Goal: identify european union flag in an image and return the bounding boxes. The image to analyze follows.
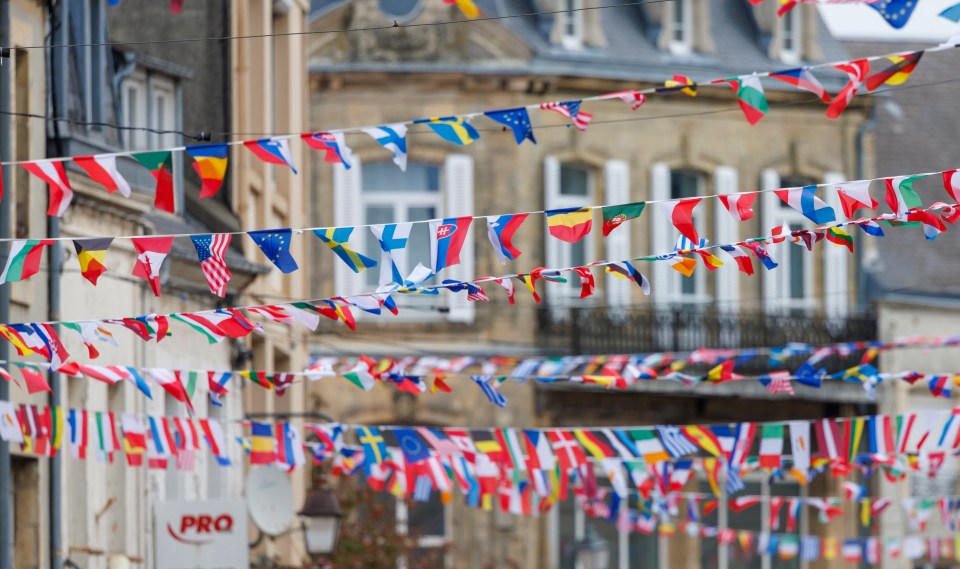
[248,229,299,273]
[868,0,918,29]
[393,428,431,464]
[484,107,536,145]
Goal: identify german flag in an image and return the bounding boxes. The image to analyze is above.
[866,51,923,92]
[73,238,113,285]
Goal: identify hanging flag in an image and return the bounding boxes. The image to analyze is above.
[656,198,702,244]
[602,90,646,110]
[343,361,375,391]
[429,217,472,273]
[249,422,277,465]
[415,116,480,145]
[884,175,925,217]
[942,169,960,203]
[727,75,768,125]
[131,236,175,297]
[768,67,831,103]
[62,320,116,359]
[486,214,527,263]
[742,242,778,270]
[539,100,593,131]
[313,228,376,273]
[868,0,919,29]
[774,185,836,224]
[629,429,670,464]
[370,223,412,286]
[15,364,51,394]
[191,234,232,297]
[442,0,480,18]
[545,207,592,243]
[145,369,195,413]
[302,131,353,168]
[472,375,507,407]
[72,238,113,286]
[835,180,877,219]
[866,52,923,92]
[826,227,854,252]
[74,155,131,197]
[133,151,176,213]
[22,160,74,216]
[658,74,697,97]
[0,240,54,284]
[357,426,389,467]
[243,138,298,174]
[717,192,756,221]
[199,419,231,466]
[185,143,229,198]
[826,59,870,119]
[248,229,299,273]
[759,423,784,468]
[605,261,650,295]
[719,245,754,276]
[601,202,646,236]
[120,414,147,467]
[363,124,408,171]
[484,108,536,145]
[393,428,432,464]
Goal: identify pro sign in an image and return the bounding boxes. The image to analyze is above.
[156,500,249,569]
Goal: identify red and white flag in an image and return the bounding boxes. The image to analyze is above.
[826,59,870,119]
[144,368,195,414]
[836,180,877,219]
[74,155,131,197]
[22,160,74,216]
[191,234,232,297]
[78,364,130,385]
[131,236,175,297]
[942,169,960,203]
[656,198,702,244]
[717,192,756,221]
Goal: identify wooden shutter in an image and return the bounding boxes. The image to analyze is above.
[760,168,781,310]
[333,156,363,297]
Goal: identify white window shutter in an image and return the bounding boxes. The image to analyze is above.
[445,154,475,323]
[823,172,849,318]
[604,160,632,310]
[760,168,781,310]
[714,166,739,310]
[649,162,671,305]
[544,156,562,273]
[333,156,363,297]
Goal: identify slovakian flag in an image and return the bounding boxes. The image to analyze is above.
[0,240,54,284]
[73,238,113,285]
[775,186,836,224]
[301,131,353,169]
[22,160,74,217]
[717,192,756,221]
[486,214,527,264]
[429,216,472,273]
[244,137,298,174]
[131,236,175,297]
[826,59,870,120]
[866,52,922,92]
[546,207,593,243]
[727,75,768,125]
[74,155,131,197]
[769,67,831,103]
[656,198,701,244]
[835,180,877,219]
[185,143,229,198]
[601,202,646,236]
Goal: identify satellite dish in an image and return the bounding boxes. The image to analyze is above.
[245,466,295,537]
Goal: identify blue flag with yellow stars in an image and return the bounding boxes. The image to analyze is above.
[248,229,299,273]
[868,0,918,29]
[392,428,432,464]
[484,107,536,145]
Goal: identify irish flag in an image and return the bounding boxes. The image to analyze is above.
[884,175,925,217]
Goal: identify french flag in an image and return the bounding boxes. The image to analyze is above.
[429,216,472,273]
[486,214,527,264]
[774,186,836,224]
[244,137,298,174]
[769,67,831,103]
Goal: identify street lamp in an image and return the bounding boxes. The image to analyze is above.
[575,526,610,569]
[299,485,343,557]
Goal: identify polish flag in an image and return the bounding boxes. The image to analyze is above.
[74,155,131,197]
[717,192,756,221]
[22,160,74,216]
[655,198,702,244]
[131,236,175,297]
[836,180,877,219]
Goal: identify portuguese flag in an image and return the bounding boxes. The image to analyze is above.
[601,201,646,236]
[133,151,175,213]
[73,238,113,285]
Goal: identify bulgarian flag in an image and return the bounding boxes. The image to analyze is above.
[727,75,768,125]
[133,151,176,213]
[0,240,54,283]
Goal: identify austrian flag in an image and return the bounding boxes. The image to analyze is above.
[429,217,472,273]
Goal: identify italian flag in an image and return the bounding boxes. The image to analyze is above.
[758,423,784,468]
[343,362,375,391]
[884,174,925,217]
[727,75,768,125]
[0,240,54,283]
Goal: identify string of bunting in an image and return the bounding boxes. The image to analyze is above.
[0,40,954,226]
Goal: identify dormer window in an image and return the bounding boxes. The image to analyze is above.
[561,0,584,49]
[670,0,693,55]
[780,9,801,64]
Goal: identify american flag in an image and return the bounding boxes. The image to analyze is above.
[191,234,232,297]
[416,426,460,456]
[759,371,795,396]
[539,100,593,131]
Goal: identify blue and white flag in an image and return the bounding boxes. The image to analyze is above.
[655,425,698,458]
[472,375,507,407]
[363,123,408,171]
[370,223,413,286]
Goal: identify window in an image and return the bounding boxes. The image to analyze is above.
[669,0,693,55]
[397,495,448,563]
[545,161,595,304]
[68,1,107,123]
[780,9,801,64]
[561,0,584,49]
[761,172,814,314]
[122,70,178,150]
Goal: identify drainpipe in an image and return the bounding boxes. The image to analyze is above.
[854,103,876,314]
[0,1,14,568]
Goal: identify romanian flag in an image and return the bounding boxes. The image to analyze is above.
[186,143,229,198]
[249,422,277,465]
[133,151,176,213]
[826,227,854,252]
[73,238,113,285]
[866,52,923,92]
[546,207,593,243]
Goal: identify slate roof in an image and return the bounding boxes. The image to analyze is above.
[844,42,960,301]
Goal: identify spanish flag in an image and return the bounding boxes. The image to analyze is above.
[546,207,593,243]
[73,238,113,285]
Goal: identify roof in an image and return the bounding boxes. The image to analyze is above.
[845,42,960,300]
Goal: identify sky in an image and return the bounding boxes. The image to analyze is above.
[818,0,960,41]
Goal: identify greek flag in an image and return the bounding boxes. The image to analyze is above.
[472,375,508,408]
[801,536,821,562]
[655,425,698,458]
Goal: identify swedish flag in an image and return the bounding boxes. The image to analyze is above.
[418,116,480,145]
[313,227,377,273]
